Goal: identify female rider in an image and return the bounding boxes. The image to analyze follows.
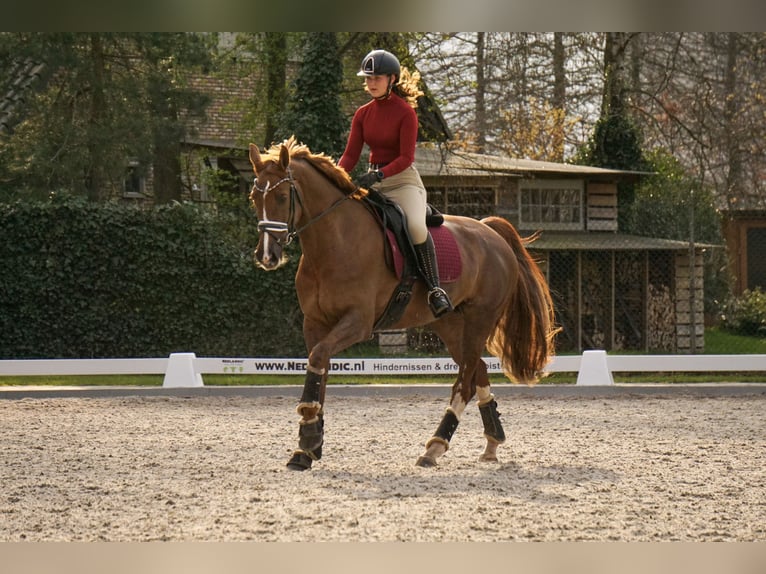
[338,49,453,318]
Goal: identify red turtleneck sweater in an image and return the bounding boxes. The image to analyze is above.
[338,94,418,179]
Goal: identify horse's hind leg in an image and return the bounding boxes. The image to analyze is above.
[415,381,469,467]
[419,358,506,464]
[416,313,507,467]
[475,361,506,462]
[416,318,484,467]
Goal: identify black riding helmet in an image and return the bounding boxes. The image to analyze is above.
[357,49,401,83]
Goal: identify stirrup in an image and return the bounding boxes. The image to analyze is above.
[428,287,453,317]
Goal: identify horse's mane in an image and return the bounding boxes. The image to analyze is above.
[264,136,364,197]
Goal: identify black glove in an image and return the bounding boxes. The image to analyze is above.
[355,170,383,189]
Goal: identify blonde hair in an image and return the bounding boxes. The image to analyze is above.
[364,65,423,108]
[392,67,423,108]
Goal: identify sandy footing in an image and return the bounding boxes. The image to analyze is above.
[1,392,764,541]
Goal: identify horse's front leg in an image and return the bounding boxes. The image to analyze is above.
[286,312,370,471]
[285,362,327,471]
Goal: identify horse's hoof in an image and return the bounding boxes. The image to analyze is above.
[415,455,437,468]
[286,451,313,471]
[479,453,499,462]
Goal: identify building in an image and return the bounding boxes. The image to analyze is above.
[721,208,766,296]
[413,145,706,354]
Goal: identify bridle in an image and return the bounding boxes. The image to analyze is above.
[252,165,357,246]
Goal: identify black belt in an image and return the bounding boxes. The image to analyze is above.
[368,162,389,171]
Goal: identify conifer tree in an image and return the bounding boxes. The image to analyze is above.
[276,33,347,158]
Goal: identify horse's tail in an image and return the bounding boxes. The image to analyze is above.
[482,216,560,384]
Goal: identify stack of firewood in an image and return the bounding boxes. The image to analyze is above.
[648,283,676,351]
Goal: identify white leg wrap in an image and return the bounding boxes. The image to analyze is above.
[477,390,494,406]
[307,364,326,375]
[296,401,322,418]
[425,436,450,450]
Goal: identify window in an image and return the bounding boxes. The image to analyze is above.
[747,226,766,291]
[427,185,497,219]
[519,179,583,230]
[123,160,145,198]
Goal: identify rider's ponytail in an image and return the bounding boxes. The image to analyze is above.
[392,67,423,108]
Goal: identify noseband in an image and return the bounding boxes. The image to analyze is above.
[253,169,301,245]
[252,166,356,246]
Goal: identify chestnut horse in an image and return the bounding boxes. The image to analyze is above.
[248,137,558,470]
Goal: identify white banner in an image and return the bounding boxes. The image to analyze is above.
[197,357,506,375]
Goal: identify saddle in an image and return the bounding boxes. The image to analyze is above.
[362,189,458,331]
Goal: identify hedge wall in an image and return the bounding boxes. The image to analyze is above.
[0,199,305,358]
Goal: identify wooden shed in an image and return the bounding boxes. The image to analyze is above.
[413,145,706,354]
[721,209,766,296]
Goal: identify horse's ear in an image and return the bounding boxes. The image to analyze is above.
[248,143,263,172]
[279,144,290,171]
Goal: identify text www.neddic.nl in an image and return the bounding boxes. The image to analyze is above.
[243,358,503,375]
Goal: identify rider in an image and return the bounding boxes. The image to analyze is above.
[339,49,453,318]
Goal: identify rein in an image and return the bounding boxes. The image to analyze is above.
[253,166,358,246]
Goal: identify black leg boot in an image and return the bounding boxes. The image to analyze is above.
[414,235,453,318]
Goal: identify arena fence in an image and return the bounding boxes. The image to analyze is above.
[1,351,765,387]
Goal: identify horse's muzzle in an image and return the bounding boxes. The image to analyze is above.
[254,244,285,270]
[254,235,288,270]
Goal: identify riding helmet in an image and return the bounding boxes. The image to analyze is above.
[357,50,400,81]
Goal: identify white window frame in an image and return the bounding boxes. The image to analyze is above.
[519,179,584,230]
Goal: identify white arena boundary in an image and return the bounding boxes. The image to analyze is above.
[0,350,765,387]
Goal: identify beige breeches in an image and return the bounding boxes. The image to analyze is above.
[373,165,428,244]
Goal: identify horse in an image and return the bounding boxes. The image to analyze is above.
[248,137,559,470]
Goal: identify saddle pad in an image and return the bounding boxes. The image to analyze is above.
[386,225,462,284]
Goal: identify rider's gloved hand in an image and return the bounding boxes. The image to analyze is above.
[355,170,383,189]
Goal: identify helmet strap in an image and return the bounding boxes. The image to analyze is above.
[374,75,395,100]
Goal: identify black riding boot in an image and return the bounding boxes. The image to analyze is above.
[414,235,453,318]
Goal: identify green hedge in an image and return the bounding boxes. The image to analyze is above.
[0,198,305,358]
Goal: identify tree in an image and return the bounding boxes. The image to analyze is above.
[410,33,604,161]
[627,147,727,318]
[275,33,346,158]
[136,33,212,204]
[628,148,720,244]
[409,33,488,151]
[579,33,645,172]
[576,33,647,228]
[0,32,212,202]
[474,32,488,153]
[1,33,125,200]
[629,33,766,210]
[551,32,566,161]
[263,33,288,148]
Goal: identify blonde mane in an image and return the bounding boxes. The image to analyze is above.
[263,136,364,197]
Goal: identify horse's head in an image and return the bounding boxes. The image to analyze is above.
[248,142,301,271]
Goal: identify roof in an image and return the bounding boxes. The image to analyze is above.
[524,232,717,252]
[415,145,652,181]
[0,60,47,135]
[218,143,654,187]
